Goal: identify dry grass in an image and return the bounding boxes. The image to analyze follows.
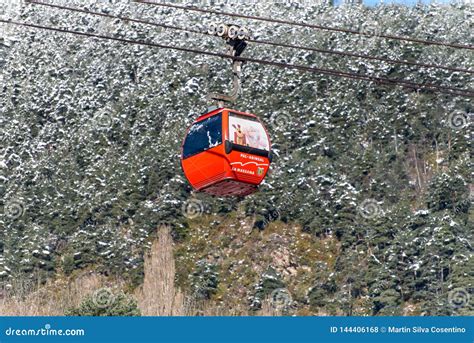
[0,272,105,316]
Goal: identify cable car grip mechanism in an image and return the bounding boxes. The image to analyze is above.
[207,24,248,107]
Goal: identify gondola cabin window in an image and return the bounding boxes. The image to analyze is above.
[229,112,270,151]
[182,113,223,159]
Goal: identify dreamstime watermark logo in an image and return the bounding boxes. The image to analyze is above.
[447,111,469,130]
[0,0,21,18]
[0,21,10,39]
[4,199,25,219]
[448,288,470,309]
[96,16,117,35]
[270,113,291,132]
[377,280,391,292]
[258,208,281,228]
[157,184,173,201]
[0,1,20,38]
[92,288,116,309]
[358,19,383,50]
[4,323,85,337]
[181,199,204,219]
[92,109,113,131]
[191,62,210,77]
[255,192,299,229]
[357,198,383,220]
[270,288,292,310]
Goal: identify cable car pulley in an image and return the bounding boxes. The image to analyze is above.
[207,22,249,107]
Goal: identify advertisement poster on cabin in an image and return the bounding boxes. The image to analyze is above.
[229,115,269,151]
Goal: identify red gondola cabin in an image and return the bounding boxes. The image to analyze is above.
[181,108,272,196]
